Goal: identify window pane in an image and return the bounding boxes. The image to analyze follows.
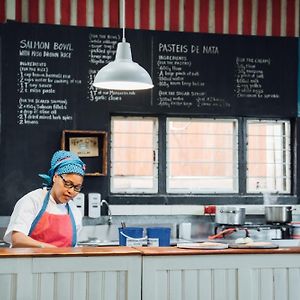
[167,118,238,193]
[111,117,158,193]
[246,120,291,193]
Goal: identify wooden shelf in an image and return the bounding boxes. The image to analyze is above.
[61,130,107,176]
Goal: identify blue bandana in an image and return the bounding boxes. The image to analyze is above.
[39,150,86,187]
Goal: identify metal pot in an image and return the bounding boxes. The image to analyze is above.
[265,205,293,224]
[215,207,246,225]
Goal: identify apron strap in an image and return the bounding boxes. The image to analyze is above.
[67,203,77,247]
[29,190,50,236]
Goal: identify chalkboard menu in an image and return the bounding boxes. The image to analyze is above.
[0,21,298,215]
[154,34,299,115]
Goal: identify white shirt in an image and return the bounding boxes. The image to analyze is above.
[3,188,82,245]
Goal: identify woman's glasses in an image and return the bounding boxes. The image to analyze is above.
[59,174,83,193]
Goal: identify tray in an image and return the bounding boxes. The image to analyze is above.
[177,242,228,250]
[229,242,279,249]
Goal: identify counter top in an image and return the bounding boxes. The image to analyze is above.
[0,246,141,258]
[135,246,300,255]
[1,246,300,257]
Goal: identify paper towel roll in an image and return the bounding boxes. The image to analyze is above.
[179,223,191,240]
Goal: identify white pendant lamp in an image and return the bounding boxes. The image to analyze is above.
[93,0,154,91]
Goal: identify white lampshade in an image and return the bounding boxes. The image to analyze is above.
[93,41,154,90]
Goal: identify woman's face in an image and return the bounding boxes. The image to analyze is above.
[51,173,84,204]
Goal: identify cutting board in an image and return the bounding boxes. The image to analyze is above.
[229,242,279,249]
[177,242,228,250]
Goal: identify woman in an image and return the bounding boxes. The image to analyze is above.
[3,150,86,248]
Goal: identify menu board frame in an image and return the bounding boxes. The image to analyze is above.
[0,21,298,216]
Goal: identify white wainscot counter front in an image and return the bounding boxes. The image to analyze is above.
[142,253,300,300]
[1,247,300,300]
[0,247,141,300]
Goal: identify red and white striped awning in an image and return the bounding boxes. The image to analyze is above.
[0,0,299,37]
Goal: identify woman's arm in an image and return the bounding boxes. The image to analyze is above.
[11,231,57,248]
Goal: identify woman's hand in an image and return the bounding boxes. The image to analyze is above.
[11,231,57,248]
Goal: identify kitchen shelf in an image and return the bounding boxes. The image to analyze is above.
[61,130,108,176]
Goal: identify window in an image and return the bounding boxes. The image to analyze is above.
[110,116,158,193]
[246,120,291,194]
[166,118,238,193]
[110,116,293,199]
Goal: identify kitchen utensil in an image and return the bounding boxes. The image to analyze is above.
[77,240,119,246]
[208,228,236,239]
[291,222,300,239]
[229,242,278,249]
[264,205,293,224]
[0,240,9,248]
[177,242,228,249]
[235,237,254,244]
[215,207,246,225]
[121,221,126,228]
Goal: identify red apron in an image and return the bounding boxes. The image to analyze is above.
[29,190,77,247]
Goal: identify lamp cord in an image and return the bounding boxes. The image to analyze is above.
[122,0,126,42]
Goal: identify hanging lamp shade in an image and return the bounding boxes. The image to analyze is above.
[93,41,154,90]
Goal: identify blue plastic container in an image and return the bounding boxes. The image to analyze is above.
[118,227,144,246]
[146,227,171,247]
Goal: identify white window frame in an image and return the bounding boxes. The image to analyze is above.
[246,119,291,194]
[110,116,158,194]
[166,117,239,194]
